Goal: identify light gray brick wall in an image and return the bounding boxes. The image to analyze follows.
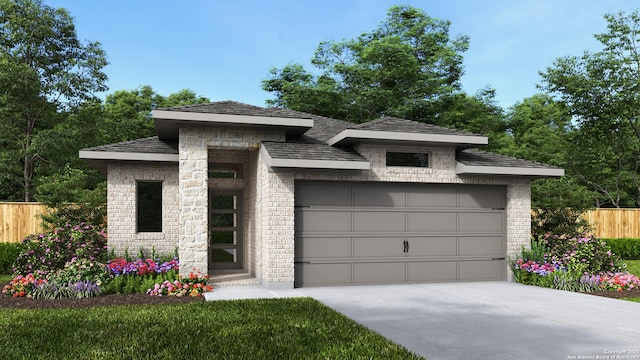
[257,144,532,288]
[179,127,283,277]
[106,162,179,257]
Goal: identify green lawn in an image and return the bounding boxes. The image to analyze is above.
[0,274,11,284]
[0,298,422,360]
[625,260,640,276]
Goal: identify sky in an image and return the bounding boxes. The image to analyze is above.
[47,0,640,110]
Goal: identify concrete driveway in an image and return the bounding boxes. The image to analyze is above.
[206,282,640,359]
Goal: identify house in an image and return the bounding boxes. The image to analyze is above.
[80,101,563,289]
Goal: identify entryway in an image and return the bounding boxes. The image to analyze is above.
[209,191,243,270]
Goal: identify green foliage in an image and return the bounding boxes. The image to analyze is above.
[34,166,106,229]
[531,207,592,238]
[263,5,470,124]
[0,298,421,359]
[101,271,182,294]
[47,258,109,285]
[0,0,108,201]
[31,280,101,299]
[625,260,640,276]
[540,10,640,207]
[542,234,624,274]
[603,239,640,260]
[0,243,22,274]
[12,223,107,277]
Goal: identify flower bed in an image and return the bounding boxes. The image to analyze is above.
[512,234,640,294]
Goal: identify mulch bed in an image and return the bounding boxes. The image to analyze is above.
[586,287,640,300]
[0,290,205,310]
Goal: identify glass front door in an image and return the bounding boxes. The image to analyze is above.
[209,191,242,270]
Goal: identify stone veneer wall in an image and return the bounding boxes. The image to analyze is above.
[257,144,532,288]
[179,127,284,277]
[107,162,179,256]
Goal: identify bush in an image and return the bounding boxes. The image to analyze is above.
[0,243,22,274]
[12,223,107,277]
[541,234,624,274]
[31,280,101,299]
[101,271,180,294]
[602,238,640,260]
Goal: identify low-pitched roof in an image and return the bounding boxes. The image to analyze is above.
[80,101,563,176]
[79,137,178,173]
[456,149,564,177]
[326,117,488,148]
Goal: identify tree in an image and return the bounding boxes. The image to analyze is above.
[540,10,640,207]
[99,86,210,144]
[0,0,108,201]
[262,5,469,123]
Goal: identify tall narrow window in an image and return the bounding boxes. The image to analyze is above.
[137,181,163,232]
[386,152,429,167]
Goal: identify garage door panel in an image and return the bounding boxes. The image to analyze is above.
[406,184,457,208]
[295,182,507,286]
[296,210,351,232]
[458,236,504,256]
[459,260,505,281]
[458,185,506,208]
[353,183,405,206]
[406,237,457,257]
[407,261,457,282]
[354,237,404,257]
[353,262,405,284]
[353,211,404,232]
[295,263,351,287]
[295,183,351,206]
[295,237,351,259]
[458,212,504,232]
[407,212,457,232]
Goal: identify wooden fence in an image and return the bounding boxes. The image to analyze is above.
[0,202,47,243]
[583,208,640,239]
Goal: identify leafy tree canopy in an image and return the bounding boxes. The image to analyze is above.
[540,10,640,207]
[262,5,470,124]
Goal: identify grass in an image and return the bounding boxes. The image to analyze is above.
[624,260,640,276]
[0,274,11,284]
[0,297,422,360]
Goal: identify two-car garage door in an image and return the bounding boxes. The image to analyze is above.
[294,182,507,287]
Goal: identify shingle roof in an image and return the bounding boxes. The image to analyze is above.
[262,141,367,162]
[353,117,481,137]
[158,101,313,119]
[82,137,178,154]
[457,149,561,170]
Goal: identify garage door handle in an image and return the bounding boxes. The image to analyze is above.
[403,240,409,253]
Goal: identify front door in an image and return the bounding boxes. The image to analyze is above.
[209,191,243,270]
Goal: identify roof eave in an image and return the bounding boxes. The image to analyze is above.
[327,129,488,148]
[153,110,313,141]
[79,150,179,174]
[259,144,370,171]
[455,162,565,177]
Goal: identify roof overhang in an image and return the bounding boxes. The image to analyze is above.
[153,110,314,141]
[456,162,565,177]
[327,129,488,148]
[79,150,179,173]
[259,145,370,171]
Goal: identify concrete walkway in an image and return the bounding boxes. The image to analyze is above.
[205,282,640,360]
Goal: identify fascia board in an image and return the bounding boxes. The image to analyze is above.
[79,150,179,162]
[152,110,314,128]
[456,162,565,177]
[260,145,370,170]
[327,129,488,146]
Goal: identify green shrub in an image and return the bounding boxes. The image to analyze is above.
[541,234,624,274]
[602,238,640,260]
[12,223,107,277]
[101,271,179,294]
[0,243,22,274]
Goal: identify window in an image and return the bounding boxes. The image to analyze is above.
[137,181,162,232]
[386,152,429,167]
[209,163,243,179]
